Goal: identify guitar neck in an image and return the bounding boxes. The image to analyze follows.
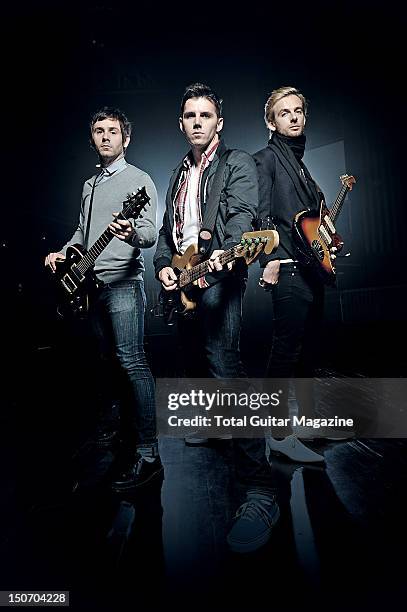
[75,207,135,276]
[178,246,237,288]
[329,184,349,223]
[77,229,115,275]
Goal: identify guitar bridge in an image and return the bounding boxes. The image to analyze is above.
[311,240,324,261]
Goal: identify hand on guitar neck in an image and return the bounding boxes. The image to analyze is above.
[207,250,234,273]
[156,230,279,324]
[45,187,152,319]
[158,248,233,291]
[109,212,135,242]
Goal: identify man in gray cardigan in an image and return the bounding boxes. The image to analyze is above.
[45,107,162,490]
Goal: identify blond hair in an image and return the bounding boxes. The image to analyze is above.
[264,86,307,126]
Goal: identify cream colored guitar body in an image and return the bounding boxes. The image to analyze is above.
[160,230,279,324]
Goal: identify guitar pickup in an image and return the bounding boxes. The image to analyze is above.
[323,215,336,234]
[70,264,85,283]
[61,274,78,295]
[61,265,85,295]
[319,225,332,245]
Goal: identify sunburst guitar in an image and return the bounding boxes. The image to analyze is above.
[293,174,356,285]
[159,230,279,325]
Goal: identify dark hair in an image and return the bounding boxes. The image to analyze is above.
[180,83,223,117]
[90,107,132,146]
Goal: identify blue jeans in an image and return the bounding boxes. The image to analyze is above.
[179,278,272,493]
[199,278,245,378]
[90,280,157,451]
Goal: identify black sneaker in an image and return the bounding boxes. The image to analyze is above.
[111,456,164,492]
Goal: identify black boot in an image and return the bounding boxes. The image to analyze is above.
[95,423,119,449]
[95,400,120,449]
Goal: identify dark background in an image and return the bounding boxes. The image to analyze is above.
[3,0,406,376]
[1,2,406,610]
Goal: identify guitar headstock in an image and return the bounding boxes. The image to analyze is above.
[235,230,279,265]
[122,186,151,219]
[340,174,356,191]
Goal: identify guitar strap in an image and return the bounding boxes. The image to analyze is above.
[198,150,231,256]
[84,174,99,249]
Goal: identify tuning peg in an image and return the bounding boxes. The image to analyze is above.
[330,246,338,253]
[331,253,336,260]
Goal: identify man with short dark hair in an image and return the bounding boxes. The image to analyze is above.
[45,106,163,489]
[154,83,279,552]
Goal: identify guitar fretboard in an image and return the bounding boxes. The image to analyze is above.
[178,246,238,288]
[329,183,349,223]
[74,191,148,275]
[76,228,116,275]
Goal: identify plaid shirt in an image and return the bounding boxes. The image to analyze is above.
[173,140,220,252]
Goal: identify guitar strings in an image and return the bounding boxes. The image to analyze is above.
[178,239,268,288]
[329,184,348,222]
[76,193,149,274]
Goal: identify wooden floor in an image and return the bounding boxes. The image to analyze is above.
[0,334,406,611]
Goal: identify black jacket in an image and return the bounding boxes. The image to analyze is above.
[253,144,321,268]
[153,141,258,286]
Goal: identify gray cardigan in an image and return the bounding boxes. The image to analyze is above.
[61,164,157,284]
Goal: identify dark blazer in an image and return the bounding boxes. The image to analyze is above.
[153,140,258,286]
[253,144,320,268]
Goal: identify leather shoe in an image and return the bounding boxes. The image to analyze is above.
[266,435,325,463]
[111,455,163,492]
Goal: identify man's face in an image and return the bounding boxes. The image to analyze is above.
[268,94,306,137]
[179,97,223,150]
[92,118,130,164]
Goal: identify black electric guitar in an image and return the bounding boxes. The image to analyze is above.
[158,230,279,325]
[293,174,356,285]
[52,187,150,318]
